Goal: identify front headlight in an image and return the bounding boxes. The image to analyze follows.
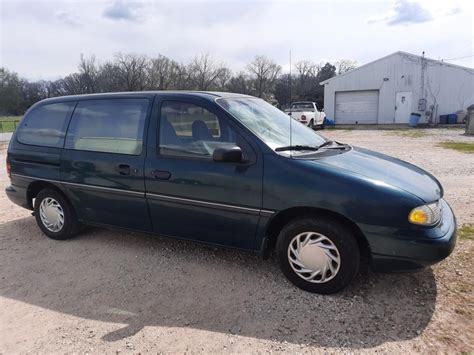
[408,201,441,226]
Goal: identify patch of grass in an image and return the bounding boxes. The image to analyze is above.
[438,335,455,345]
[455,308,472,319]
[438,142,474,153]
[326,126,353,131]
[0,116,22,121]
[0,116,21,133]
[389,129,427,138]
[458,224,474,240]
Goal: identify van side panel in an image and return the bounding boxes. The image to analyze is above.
[60,149,150,231]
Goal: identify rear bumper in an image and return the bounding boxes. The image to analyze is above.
[363,199,457,272]
[5,184,31,210]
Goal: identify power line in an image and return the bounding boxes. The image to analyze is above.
[442,54,474,61]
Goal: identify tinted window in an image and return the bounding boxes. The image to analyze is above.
[65,99,149,155]
[18,102,75,147]
[159,101,249,159]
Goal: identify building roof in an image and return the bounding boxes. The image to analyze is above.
[320,51,474,85]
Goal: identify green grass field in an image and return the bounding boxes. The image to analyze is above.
[438,142,474,154]
[458,224,474,240]
[0,116,22,133]
[389,129,427,138]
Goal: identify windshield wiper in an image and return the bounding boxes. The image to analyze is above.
[275,141,350,152]
[316,140,350,150]
[275,145,320,152]
[316,140,335,149]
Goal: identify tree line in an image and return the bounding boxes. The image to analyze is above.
[0,53,357,116]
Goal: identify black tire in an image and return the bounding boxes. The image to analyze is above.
[34,188,81,240]
[276,216,360,294]
[308,119,314,129]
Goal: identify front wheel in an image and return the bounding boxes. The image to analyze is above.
[276,217,360,294]
[308,119,314,129]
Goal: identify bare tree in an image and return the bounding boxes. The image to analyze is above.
[59,73,90,95]
[188,53,227,90]
[147,55,182,90]
[334,59,357,75]
[78,54,99,93]
[0,52,368,116]
[227,72,251,94]
[295,60,320,78]
[294,60,321,100]
[214,67,232,91]
[114,53,148,91]
[246,55,281,98]
[172,62,192,90]
[95,62,122,92]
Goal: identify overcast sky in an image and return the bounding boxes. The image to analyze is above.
[0,0,472,80]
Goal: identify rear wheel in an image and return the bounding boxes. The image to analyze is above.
[308,119,314,129]
[34,188,81,240]
[276,217,360,294]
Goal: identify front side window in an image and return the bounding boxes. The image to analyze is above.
[217,97,325,151]
[65,99,149,155]
[18,102,75,147]
[159,101,247,158]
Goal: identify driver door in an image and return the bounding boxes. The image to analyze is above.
[144,96,263,250]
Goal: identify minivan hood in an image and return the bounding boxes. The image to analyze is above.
[315,147,442,203]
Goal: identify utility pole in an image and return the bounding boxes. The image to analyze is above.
[289,50,292,157]
[420,51,426,107]
[289,50,292,106]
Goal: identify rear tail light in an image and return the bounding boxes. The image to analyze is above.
[6,156,11,179]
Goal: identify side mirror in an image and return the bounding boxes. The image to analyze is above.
[213,146,243,163]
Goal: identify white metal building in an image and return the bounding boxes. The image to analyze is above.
[320,51,474,125]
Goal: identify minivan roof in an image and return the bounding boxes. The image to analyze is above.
[35,91,254,105]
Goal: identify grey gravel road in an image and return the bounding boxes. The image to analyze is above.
[0,128,472,353]
[0,132,12,142]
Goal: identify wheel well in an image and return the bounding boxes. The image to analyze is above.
[264,207,371,268]
[26,181,63,209]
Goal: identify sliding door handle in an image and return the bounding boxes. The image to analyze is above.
[151,170,171,180]
[116,164,131,175]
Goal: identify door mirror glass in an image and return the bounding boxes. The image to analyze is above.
[213,146,243,163]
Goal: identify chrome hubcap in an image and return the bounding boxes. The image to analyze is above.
[39,197,64,232]
[288,232,341,283]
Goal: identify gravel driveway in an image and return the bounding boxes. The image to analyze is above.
[0,128,472,353]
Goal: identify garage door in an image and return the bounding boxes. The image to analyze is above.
[335,90,379,124]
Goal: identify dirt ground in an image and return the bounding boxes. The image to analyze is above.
[0,128,473,354]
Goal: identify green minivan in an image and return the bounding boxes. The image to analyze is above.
[6,91,456,294]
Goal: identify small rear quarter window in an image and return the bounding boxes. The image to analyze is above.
[17,102,75,148]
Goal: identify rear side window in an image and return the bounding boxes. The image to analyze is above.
[65,99,149,155]
[17,102,75,147]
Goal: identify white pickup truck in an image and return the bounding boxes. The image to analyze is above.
[285,101,326,129]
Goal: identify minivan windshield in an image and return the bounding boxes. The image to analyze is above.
[216,97,326,152]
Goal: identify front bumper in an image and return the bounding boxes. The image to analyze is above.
[362,199,457,272]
